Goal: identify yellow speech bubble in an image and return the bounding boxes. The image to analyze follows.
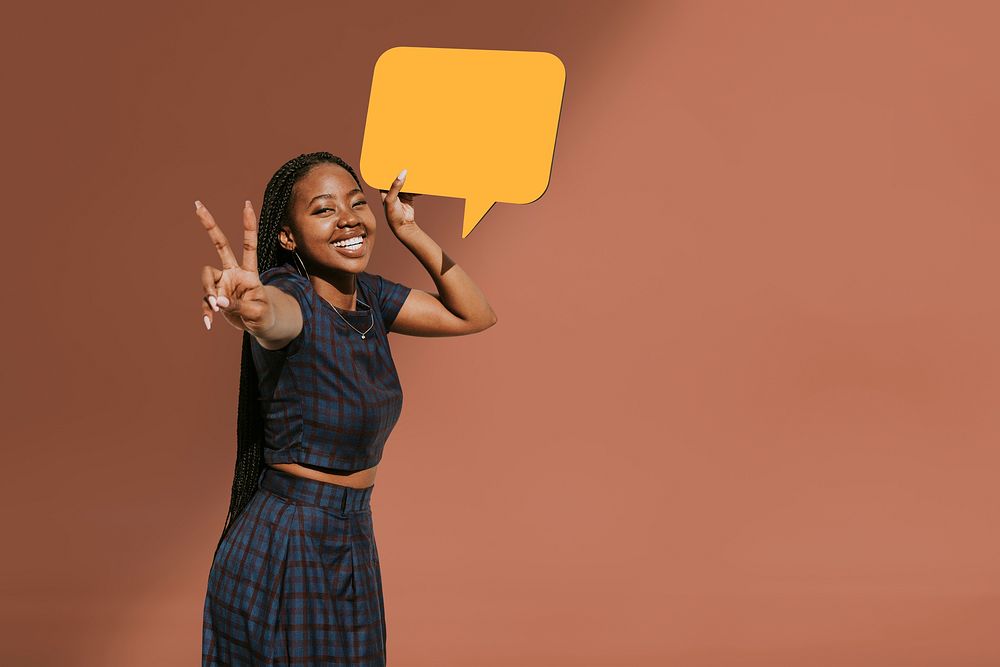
[360,46,566,238]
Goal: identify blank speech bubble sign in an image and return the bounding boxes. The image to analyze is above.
[360,46,566,238]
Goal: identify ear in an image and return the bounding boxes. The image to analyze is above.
[278,226,296,250]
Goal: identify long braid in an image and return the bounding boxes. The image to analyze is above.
[213,151,364,556]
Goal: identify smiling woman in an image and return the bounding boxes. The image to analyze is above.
[195,151,496,666]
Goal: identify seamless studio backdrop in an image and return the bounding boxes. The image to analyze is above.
[2,1,1000,665]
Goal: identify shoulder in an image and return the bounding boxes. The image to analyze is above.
[260,262,307,285]
[359,271,409,295]
[259,262,312,296]
[259,262,314,316]
[360,271,412,329]
[358,271,375,288]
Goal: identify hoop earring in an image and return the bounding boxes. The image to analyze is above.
[292,250,310,280]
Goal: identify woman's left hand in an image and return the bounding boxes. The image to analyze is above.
[380,169,421,236]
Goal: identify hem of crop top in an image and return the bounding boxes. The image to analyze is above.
[266,450,382,474]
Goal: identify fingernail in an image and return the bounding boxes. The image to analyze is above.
[245,200,251,209]
[204,315,211,330]
[217,295,230,308]
[398,168,407,180]
[208,295,218,311]
[195,200,203,210]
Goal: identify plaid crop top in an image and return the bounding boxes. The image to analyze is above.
[250,261,412,473]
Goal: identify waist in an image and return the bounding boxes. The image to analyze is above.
[259,465,374,513]
[267,461,377,488]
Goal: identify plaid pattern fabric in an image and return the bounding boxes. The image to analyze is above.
[250,262,412,472]
[203,466,386,665]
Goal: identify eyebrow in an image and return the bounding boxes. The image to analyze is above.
[309,188,363,206]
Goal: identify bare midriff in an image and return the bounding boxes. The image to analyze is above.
[268,462,378,489]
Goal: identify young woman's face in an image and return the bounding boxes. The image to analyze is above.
[282,162,376,274]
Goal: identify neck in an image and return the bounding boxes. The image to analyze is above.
[311,271,362,311]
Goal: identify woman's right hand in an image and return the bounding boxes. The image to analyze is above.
[196,199,275,336]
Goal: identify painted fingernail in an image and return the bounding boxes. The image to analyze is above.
[217,295,230,308]
[195,200,203,210]
[204,315,211,330]
[208,295,218,311]
[398,168,407,180]
[245,200,251,209]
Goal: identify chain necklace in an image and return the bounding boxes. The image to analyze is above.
[330,297,375,339]
[291,250,374,340]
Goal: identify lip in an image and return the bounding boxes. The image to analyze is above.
[330,234,366,257]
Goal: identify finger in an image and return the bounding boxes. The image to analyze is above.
[382,169,406,204]
[241,200,259,274]
[203,264,231,309]
[201,265,222,311]
[195,200,240,269]
[217,291,238,314]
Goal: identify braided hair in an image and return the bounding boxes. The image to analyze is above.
[213,151,363,556]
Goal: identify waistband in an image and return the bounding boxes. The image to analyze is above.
[258,466,373,513]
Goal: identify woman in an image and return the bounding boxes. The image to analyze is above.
[197,152,497,666]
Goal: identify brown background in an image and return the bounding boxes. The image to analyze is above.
[2,1,999,665]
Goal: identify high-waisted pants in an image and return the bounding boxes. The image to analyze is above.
[202,466,386,666]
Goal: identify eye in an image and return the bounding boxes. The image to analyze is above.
[315,201,366,214]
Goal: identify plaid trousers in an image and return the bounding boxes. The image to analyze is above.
[203,466,386,666]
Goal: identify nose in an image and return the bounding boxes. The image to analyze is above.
[339,210,362,226]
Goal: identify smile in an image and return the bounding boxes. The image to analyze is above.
[331,235,366,255]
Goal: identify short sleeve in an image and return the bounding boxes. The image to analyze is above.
[372,273,412,330]
[257,263,313,353]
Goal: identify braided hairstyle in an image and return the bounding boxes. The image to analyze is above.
[213,151,363,556]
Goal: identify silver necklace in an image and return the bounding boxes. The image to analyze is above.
[292,250,375,340]
[330,298,375,339]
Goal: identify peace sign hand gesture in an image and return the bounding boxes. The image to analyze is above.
[196,200,275,335]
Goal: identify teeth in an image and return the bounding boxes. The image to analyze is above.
[333,237,364,248]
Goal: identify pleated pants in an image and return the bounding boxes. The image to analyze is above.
[203,466,386,666]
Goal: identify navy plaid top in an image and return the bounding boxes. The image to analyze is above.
[250,261,412,473]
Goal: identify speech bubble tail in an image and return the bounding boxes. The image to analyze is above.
[462,199,495,238]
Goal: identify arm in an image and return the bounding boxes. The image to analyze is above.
[254,286,305,350]
[196,199,308,350]
[390,224,497,337]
